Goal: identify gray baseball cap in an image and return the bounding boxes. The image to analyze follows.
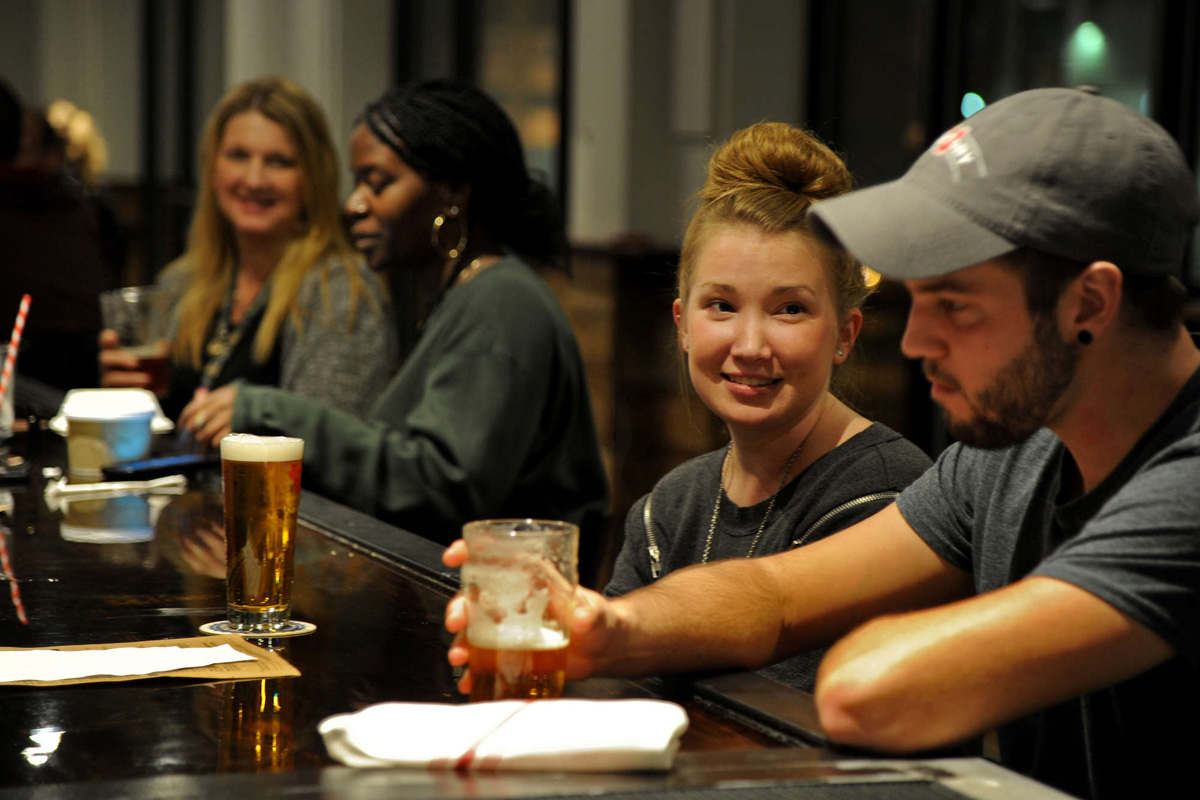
[809,87,1200,280]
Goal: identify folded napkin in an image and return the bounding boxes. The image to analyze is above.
[319,699,689,772]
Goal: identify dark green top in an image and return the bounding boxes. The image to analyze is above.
[232,257,609,546]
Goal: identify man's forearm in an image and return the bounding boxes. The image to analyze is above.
[588,507,973,680]
[596,557,792,677]
[813,576,1175,753]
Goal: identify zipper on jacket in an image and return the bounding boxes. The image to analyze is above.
[643,494,662,578]
[791,491,900,549]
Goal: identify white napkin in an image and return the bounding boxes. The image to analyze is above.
[319,699,689,772]
[0,644,254,683]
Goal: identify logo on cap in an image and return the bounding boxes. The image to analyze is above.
[931,125,987,183]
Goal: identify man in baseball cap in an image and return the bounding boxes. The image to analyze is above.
[446,88,1200,799]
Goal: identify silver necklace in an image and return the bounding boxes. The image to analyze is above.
[702,435,808,563]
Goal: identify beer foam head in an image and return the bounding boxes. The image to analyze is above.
[220,433,304,462]
[467,619,569,651]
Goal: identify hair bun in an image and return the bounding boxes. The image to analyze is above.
[702,122,851,213]
[677,121,868,322]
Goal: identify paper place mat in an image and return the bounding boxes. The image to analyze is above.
[0,634,299,686]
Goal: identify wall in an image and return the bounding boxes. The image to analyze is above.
[0,0,142,183]
[568,0,809,248]
[2,0,814,248]
[221,0,392,194]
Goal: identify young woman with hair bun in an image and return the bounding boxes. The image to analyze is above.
[603,122,931,690]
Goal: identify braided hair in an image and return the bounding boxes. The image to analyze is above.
[360,79,565,267]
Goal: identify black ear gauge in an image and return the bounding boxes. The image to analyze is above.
[1077,330,1094,345]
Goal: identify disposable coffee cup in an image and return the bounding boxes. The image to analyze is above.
[61,389,157,480]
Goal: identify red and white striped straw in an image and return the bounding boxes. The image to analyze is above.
[0,529,28,625]
[0,293,31,411]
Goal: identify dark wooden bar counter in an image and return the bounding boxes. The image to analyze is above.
[0,426,1070,799]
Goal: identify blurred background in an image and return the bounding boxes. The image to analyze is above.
[2,0,1197,549]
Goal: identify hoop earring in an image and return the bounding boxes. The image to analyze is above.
[431,205,468,261]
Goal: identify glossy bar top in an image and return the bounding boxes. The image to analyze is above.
[0,428,1072,799]
[0,428,789,791]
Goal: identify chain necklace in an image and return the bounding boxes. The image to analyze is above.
[420,258,499,332]
[702,435,808,563]
[455,258,490,285]
[202,269,266,387]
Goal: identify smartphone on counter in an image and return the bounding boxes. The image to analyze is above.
[101,452,222,481]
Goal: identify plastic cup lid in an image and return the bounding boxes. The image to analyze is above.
[61,389,159,422]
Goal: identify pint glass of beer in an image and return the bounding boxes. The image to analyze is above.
[220,433,304,633]
[461,519,578,702]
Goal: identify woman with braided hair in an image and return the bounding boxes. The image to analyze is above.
[193,79,608,549]
[602,122,930,690]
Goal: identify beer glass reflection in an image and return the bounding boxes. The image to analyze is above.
[461,519,578,702]
[221,434,303,633]
[219,675,294,772]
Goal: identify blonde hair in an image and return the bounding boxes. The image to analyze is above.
[172,75,368,368]
[678,122,868,321]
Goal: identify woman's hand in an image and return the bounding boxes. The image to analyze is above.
[178,385,239,448]
[98,329,152,389]
[442,539,619,695]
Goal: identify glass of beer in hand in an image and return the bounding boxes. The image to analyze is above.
[100,285,174,398]
[220,433,304,633]
[462,519,579,702]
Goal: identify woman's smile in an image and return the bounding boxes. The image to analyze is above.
[723,372,783,396]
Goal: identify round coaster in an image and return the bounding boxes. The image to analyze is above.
[199,620,317,638]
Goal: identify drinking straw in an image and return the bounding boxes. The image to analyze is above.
[0,293,31,413]
[0,526,27,625]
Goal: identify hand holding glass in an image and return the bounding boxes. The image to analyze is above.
[461,519,578,701]
[221,434,303,633]
[100,285,173,396]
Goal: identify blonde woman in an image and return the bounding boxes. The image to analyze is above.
[102,76,396,424]
[602,123,931,690]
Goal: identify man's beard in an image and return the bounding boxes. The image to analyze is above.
[928,317,1080,449]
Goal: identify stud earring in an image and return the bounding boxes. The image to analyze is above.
[1077,330,1094,345]
[836,347,845,357]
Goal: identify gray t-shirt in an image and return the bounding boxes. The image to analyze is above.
[897,366,1200,800]
[606,422,932,689]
